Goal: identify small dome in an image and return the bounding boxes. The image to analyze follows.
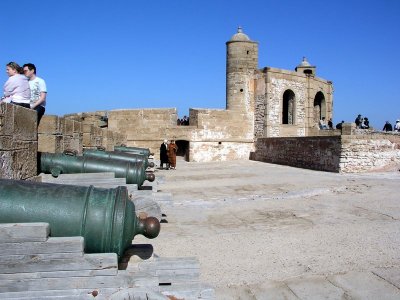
[298,57,311,67]
[230,26,250,41]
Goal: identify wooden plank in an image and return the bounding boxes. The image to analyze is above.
[0,223,49,243]
[0,288,166,299]
[0,288,120,300]
[0,252,84,263]
[159,282,215,299]
[0,268,118,280]
[0,236,84,255]
[0,273,158,293]
[0,253,118,274]
[138,257,200,270]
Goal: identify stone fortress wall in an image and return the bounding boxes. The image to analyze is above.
[2,28,399,179]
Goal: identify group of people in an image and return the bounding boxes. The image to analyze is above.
[177,115,189,126]
[354,114,370,129]
[1,62,47,124]
[319,117,333,130]
[383,120,400,132]
[159,139,178,170]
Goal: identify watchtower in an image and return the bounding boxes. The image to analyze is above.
[225,27,258,111]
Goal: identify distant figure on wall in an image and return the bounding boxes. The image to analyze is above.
[328,118,333,129]
[159,139,169,169]
[319,117,328,130]
[382,121,393,132]
[354,114,362,128]
[395,120,400,132]
[23,63,47,125]
[336,120,344,129]
[361,117,370,129]
[167,140,178,170]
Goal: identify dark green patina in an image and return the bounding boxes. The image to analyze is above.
[39,152,155,185]
[83,149,155,169]
[0,179,160,258]
[114,145,152,157]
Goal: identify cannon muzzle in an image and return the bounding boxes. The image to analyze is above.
[146,172,155,182]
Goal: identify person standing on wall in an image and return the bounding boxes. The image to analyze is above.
[167,140,178,170]
[23,63,47,125]
[1,62,31,108]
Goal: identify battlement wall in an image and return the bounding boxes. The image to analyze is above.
[0,103,37,180]
[252,132,400,173]
[38,115,126,154]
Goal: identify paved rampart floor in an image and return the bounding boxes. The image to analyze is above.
[137,159,400,299]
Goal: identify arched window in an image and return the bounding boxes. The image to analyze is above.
[282,90,295,124]
[313,92,326,123]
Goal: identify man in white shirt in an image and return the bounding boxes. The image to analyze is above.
[23,63,47,124]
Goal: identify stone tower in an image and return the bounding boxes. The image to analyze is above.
[226,27,258,111]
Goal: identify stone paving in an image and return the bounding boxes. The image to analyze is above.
[136,159,400,299]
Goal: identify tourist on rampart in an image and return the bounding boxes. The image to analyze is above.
[394,120,400,132]
[160,139,169,169]
[336,120,344,129]
[23,63,47,125]
[167,140,178,170]
[382,121,393,132]
[181,115,189,125]
[361,117,370,129]
[1,62,31,108]
[319,117,328,130]
[354,114,362,128]
[328,118,333,129]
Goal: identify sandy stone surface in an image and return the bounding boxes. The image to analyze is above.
[136,159,400,297]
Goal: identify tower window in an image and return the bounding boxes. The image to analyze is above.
[240,89,243,92]
[282,89,295,125]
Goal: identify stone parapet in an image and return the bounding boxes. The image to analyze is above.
[339,133,400,172]
[252,136,341,172]
[0,103,37,180]
[38,115,126,154]
[252,133,400,173]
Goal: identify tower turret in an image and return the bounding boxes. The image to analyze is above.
[226,27,258,111]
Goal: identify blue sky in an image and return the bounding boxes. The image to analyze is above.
[1,0,399,128]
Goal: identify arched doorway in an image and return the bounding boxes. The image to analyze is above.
[313,92,326,123]
[282,90,295,124]
[175,140,189,161]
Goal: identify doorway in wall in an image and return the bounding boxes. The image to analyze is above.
[176,140,189,161]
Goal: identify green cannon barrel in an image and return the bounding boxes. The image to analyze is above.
[0,179,160,258]
[83,149,155,169]
[114,145,153,157]
[39,152,155,186]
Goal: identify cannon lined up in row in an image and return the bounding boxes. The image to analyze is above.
[0,179,160,258]
[114,145,154,157]
[83,148,155,169]
[38,151,155,186]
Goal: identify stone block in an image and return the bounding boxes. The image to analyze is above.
[38,115,61,134]
[11,104,37,140]
[82,123,94,134]
[63,135,82,154]
[38,134,63,153]
[62,118,75,136]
